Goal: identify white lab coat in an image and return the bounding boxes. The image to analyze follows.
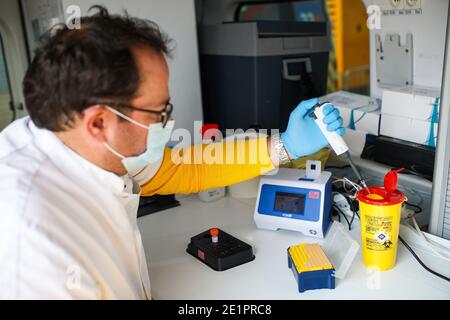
[0,117,162,299]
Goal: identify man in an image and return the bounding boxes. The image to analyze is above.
[0,7,344,299]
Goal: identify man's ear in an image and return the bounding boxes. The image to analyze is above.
[82,105,118,143]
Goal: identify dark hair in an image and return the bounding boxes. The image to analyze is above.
[23,5,172,131]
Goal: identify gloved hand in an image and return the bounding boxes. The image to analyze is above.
[281,98,345,159]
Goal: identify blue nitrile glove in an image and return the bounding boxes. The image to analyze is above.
[280,98,345,159]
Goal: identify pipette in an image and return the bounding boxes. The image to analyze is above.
[309,101,368,190]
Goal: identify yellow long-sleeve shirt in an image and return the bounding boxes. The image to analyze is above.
[140,136,275,196]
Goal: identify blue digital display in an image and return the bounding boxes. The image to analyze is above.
[294,1,325,22]
[258,184,321,222]
[274,192,306,214]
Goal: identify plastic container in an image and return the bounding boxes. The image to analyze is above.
[356,186,406,270]
[287,243,335,293]
[322,221,360,279]
[228,176,260,199]
[199,188,226,202]
[186,228,255,271]
[287,222,359,293]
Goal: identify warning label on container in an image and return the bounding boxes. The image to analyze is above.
[365,215,394,251]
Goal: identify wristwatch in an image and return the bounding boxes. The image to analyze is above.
[271,133,292,167]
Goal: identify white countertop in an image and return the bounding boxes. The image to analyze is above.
[138,195,450,300]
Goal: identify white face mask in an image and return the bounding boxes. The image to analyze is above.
[103,106,175,173]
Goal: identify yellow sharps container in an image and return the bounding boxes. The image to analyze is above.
[356,186,406,271]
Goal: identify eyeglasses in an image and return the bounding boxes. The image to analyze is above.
[102,101,174,128]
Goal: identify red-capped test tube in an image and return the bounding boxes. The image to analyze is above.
[210,228,219,243]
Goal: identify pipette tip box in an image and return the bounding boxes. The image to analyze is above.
[287,243,335,293]
[187,228,255,271]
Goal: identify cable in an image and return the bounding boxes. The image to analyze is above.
[398,184,424,208]
[398,236,450,282]
[342,193,358,228]
[332,188,360,231]
[325,165,351,170]
[404,201,422,214]
[348,208,356,230]
[344,177,362,191]
[333,179,355,192]
[332,203,356,230]
[345,194,360,220]
[333,204,351,229]
[331,206,341,223]
[409,217,450,262]
[332,177,361,192]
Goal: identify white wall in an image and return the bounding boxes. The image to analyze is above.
[363,0,449,98]
[0,0,29,118]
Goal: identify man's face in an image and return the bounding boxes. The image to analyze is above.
[105,46,171,172]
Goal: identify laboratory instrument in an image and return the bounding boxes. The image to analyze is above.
[186,228,255,271]
[254,167,332,238]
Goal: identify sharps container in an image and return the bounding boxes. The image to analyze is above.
[356,169,406,270]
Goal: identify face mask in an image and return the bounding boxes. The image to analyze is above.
[103,106,175,173]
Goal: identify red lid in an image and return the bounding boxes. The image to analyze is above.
[201,124,220,140]
[384,168,405,192]
[356,186,405,206]
[210,228,219,237]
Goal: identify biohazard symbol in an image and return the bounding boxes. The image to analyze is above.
[383,240,393,249]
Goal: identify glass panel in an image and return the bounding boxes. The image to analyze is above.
[237,0,325,22]
[0,35,12,131]
[236,1,370,95]
[325,0,370,94]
